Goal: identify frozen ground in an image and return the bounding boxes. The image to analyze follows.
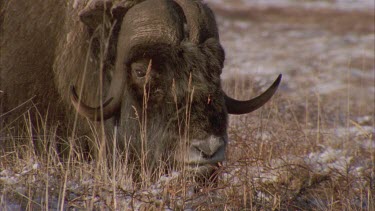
[211,0,374,125]
[1,1,374,210]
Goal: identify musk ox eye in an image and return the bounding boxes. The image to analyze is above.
[135,68,146,78]
[131,62,147,78]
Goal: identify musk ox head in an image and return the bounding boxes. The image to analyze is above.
[70,0,281,179]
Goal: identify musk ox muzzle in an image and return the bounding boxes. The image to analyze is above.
[181,135,227,176]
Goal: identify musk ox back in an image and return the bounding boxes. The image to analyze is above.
[0,0,281,180]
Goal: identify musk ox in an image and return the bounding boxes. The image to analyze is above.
[0,0,281,179]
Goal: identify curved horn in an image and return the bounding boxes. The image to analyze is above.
[174,0,219,43]
[72,0,122,121]
[225,74,282,115]
[71,0,184,121]
[70,67,125,121]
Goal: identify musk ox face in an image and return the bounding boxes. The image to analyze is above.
[124,54,228,177]
[125,42,229,176]
[70,0,281,178]
[119,0,230,176]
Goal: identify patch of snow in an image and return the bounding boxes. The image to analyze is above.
[306,147,352,174]
[0,175,18,185]
[0,161,40,186]
[312,81,345,94]
[0,169,13,177]
[356,115,373,125]
[333,126,374,138]
[255,131,273,142]
[32,163,39,170]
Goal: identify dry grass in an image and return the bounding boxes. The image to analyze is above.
[220,74,374,210]
[1,72,373,210]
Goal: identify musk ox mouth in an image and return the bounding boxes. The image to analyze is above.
[176,135,227,177]
[186,137,226,164]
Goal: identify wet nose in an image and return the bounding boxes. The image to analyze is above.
[186,135,227,165]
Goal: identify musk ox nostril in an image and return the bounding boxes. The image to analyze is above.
[190,135,227,160]
[193,146,212,159]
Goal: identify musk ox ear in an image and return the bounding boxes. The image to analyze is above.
[225,74,282,115]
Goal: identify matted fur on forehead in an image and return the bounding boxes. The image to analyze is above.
[125,37,225,88]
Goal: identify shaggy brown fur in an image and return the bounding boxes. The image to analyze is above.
[0,0,228,177]
[1,0,112,153]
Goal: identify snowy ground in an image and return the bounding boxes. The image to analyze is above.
[1,1,374,210]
